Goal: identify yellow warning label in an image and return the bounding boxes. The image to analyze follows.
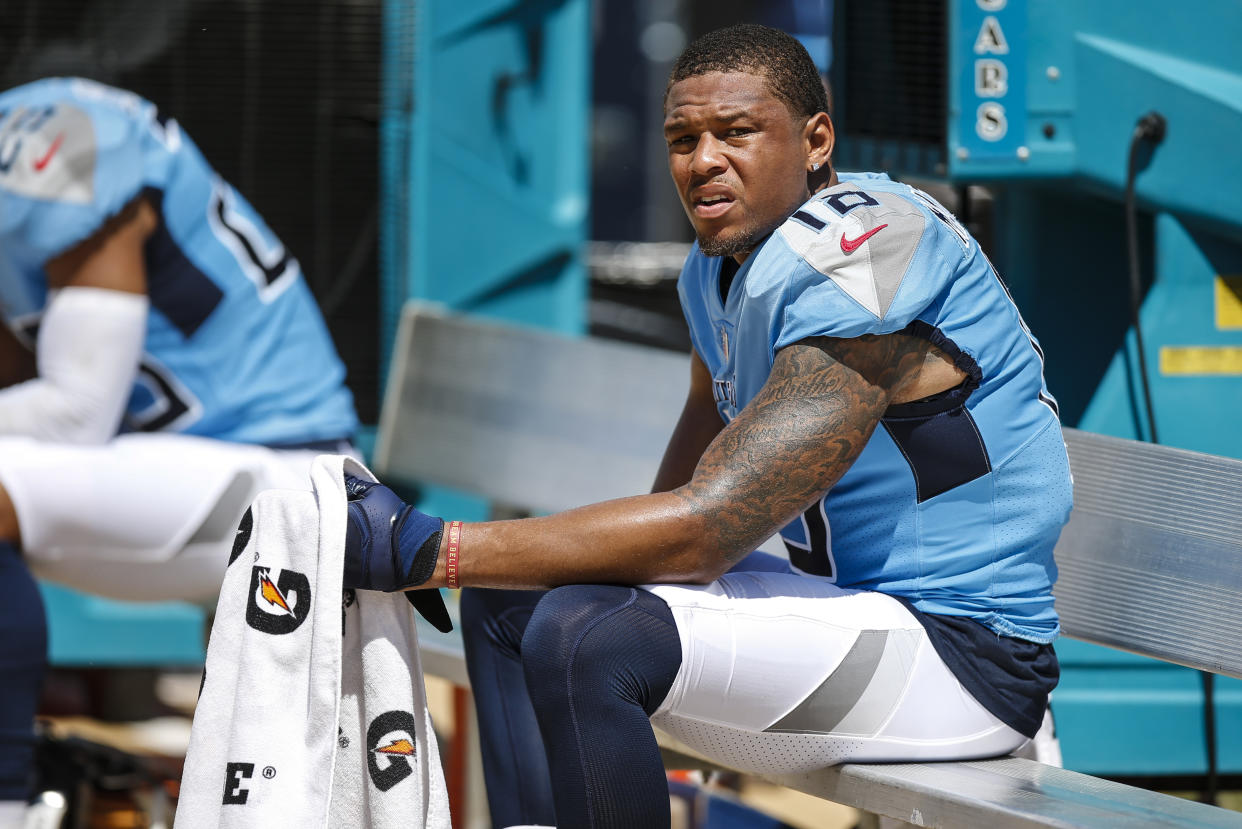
[1160,346,1242,375]
[1217,275,1242,329]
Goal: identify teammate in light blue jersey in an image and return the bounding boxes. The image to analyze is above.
[0,78,358,817]
[0,77,356,443]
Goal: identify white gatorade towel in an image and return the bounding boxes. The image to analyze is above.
[175,454,450,828]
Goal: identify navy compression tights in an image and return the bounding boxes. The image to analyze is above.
[461,585,682,829]
[0,542,47,802]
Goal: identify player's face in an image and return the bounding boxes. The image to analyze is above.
[664,71,813,263]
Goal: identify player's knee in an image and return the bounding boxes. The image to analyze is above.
[520,585,635,670]
[521,586,681,716]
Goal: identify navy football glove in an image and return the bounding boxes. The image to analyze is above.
[343,474,452,632]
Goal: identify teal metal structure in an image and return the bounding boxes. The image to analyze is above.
[381,0,591,369]
[945,0,1242,780]
[948,0,1242,458]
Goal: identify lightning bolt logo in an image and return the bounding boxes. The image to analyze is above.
[374,738,415,756]
[245,566,311,635]
[257,569,294,615]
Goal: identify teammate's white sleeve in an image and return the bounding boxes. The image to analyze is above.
[0,286,147,444]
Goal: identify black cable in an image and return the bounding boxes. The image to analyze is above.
[1123,110,1218,806]
[1202,672,1219,804]
[1123,111,1164,445]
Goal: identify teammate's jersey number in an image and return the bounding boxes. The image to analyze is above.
[208,181,299,303]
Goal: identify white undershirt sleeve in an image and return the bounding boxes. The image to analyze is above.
[0,286,148,444]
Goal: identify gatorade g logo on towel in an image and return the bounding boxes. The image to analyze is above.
[367,710,418,792]
[245,566,311,635]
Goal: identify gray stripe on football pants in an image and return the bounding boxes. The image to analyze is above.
[764,627,923,736]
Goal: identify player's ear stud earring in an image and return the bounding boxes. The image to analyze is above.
[811,162,821,172]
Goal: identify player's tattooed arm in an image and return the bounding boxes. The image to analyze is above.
[672,333,932,570]
[447,331,939,589]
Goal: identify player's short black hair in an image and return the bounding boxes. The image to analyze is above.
[666,24,829,120]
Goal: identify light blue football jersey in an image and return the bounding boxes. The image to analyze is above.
[678,173,1072,642]
[0,78,356,444]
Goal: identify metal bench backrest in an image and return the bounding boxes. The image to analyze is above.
[1056,428,1242,678]
[376,303,1242,679]
[374,303,689,514]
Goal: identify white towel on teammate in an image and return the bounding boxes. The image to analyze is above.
[175,454,450,828]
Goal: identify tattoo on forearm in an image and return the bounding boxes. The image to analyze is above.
[675,334,931,565]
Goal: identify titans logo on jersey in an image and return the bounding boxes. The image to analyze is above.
[677,172,1072,643]
[0,78,356,444]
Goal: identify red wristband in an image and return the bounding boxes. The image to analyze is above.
[445,521,462,589]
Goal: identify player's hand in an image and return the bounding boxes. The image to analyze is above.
[343,474,453,632]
